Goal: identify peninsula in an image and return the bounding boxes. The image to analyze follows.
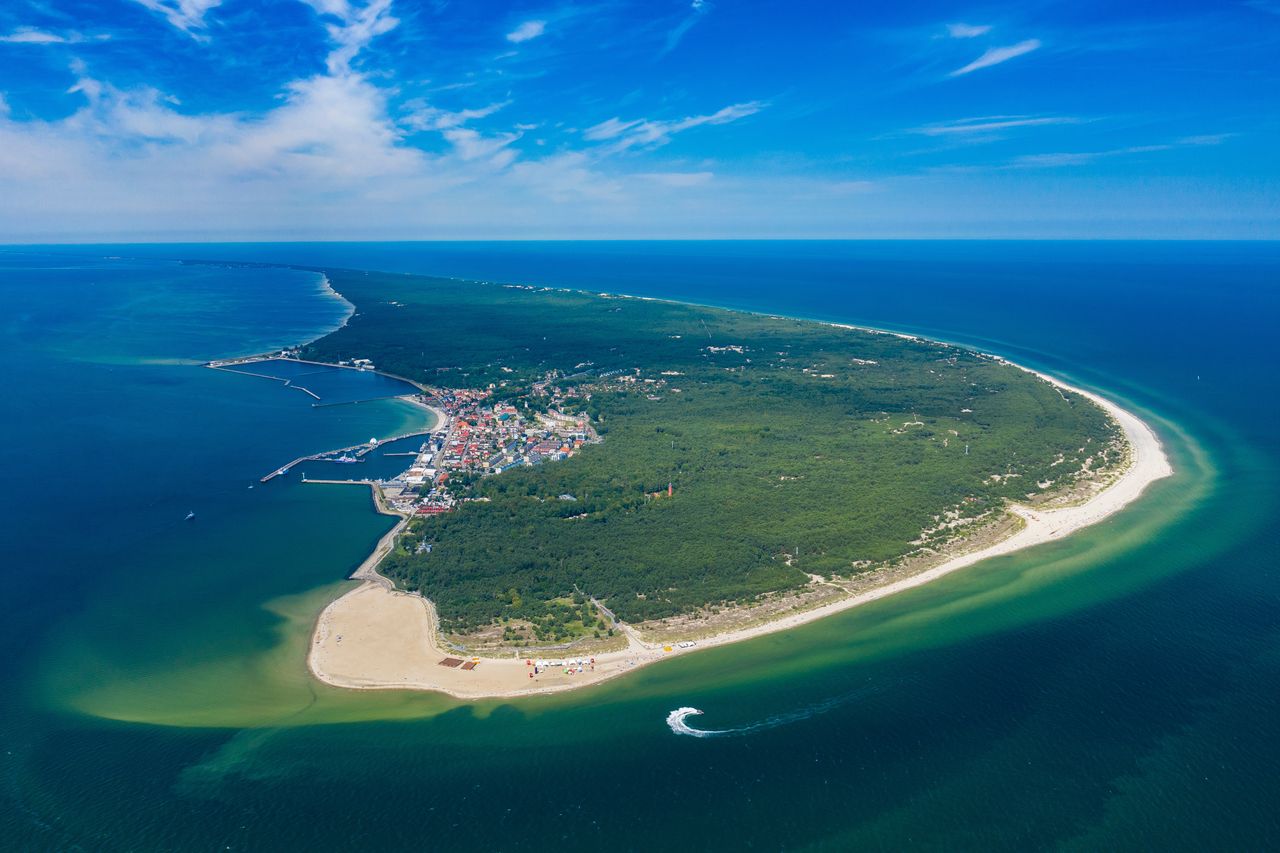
[291,268,1172,698]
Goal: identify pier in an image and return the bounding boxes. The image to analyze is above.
[205,353,430,395]
[208,361,322,400]
[259,430,432,482]
[312,394,405,408]
[207,354,439,410]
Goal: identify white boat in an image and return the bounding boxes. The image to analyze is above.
[185,511,196,521]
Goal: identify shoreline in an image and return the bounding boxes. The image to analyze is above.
[186,259,1174,700]
[307,342,1173,700]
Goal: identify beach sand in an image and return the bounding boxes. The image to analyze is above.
[309,368,1173,700]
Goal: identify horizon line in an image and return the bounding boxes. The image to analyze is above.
[3,236,1279,247]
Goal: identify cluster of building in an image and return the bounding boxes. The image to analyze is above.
[357,357,691,518]
[381,384,599,517]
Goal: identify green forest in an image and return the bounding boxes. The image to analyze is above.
[302,269,1121,634]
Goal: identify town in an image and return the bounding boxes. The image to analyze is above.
[379,377,604,517]
[239,350,679,520]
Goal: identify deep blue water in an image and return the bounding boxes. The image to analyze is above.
[2,242,1278,850]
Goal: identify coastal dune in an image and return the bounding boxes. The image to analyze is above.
[309,366,1173,700]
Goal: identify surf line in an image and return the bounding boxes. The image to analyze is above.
[667,686,875,738]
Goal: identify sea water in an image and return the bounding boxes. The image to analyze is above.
[2,242,1277,850]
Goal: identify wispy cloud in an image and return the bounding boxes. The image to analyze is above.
[404,100,521,167]
[506,20,546,43]
[508,152,624,203]
[950,38,1041,76]
[946,22,990,38]
[638,171,714,187]
[584,101,765,152]
[1178,133,1236,146]
[1011,133,1232,168]
[912,115,1079,136]
[303,0,399,74]
[441,127,521,166]
[661,0,712,57]
[404,101,510,132]
[128,0,223,39]
[0,27,108,45]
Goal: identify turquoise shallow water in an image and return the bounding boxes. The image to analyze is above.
[1,242,1277,850]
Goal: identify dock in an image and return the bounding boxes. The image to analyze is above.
[258,430,432,482]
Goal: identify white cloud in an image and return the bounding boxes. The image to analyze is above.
[508,152,624,203]
[0,0,417,214]
[946,23,991,38]
[912,115,1079,136]
[404,101,509,132]
[638,171,714,187]
[5,1,1101,240]
[1178,133,1235,146]
[441,127,521,164]
[401,99,520,167]
[304,0,399,74]
[506,20,546,43]
[304,0,354,15]
[950,39,1041,76]
[0,27,96,44]
[662,0,712,56]
[129,0,223,39]
[1011,134,1231,168]
[582,117,642,142]
[1012,151,1099,167]
[584,101,765,152]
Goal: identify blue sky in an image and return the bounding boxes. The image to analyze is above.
[1,0,1277,240]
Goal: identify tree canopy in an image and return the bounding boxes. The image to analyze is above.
[303,270,1120,633]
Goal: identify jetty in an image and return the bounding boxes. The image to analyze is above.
[312,394,406,408]
[205,353,430,395]
[259,430,431,482]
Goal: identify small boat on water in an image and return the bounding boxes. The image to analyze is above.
[185,511,196,521]
[335,454,360,464]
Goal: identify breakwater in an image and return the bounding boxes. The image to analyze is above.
[259,429,432,482]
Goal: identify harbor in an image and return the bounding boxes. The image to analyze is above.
[259,428,434,483]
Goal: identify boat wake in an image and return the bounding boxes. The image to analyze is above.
[667,687,872,738]
[666,707,719,737]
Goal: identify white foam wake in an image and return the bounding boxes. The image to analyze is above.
[666,707,722,737]
[667,685,875,738]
